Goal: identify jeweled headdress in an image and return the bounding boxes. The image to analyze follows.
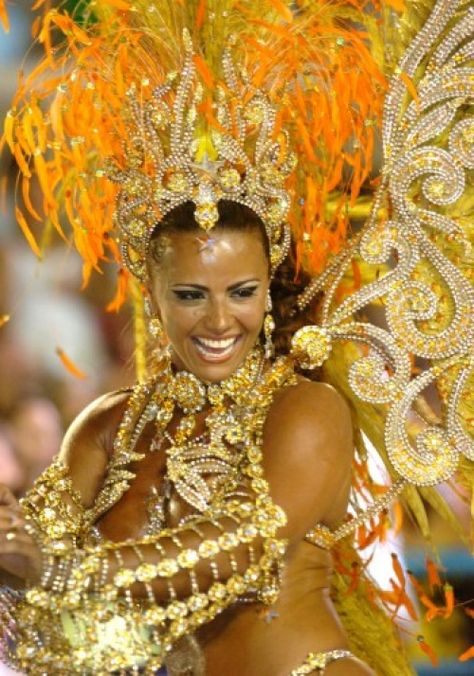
[3,0,386,291]
[109,30,294,279]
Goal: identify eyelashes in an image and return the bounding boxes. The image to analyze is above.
[172,289,205,301]
[172,286,259,302]
[231,286,258,299]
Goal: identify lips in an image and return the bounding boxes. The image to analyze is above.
[192,335,241,362]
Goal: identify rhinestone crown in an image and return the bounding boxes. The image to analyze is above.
[108,31,294,279]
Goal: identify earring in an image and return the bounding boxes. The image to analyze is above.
[264,290,275,360]
[149,316,164,340]
[145,298,165,342]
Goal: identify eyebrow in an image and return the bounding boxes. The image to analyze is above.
[171,278,261,291]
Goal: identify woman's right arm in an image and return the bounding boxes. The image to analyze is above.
[0,391,129,584]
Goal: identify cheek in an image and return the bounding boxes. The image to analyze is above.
[236,301,266,332]
[161,305,198,338]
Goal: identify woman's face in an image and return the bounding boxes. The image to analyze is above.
[148,228,270,383]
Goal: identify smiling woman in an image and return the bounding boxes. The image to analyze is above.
[0,6,403,667]
[1,0,473,674]
[147,201,271,382]
[146,200,313,383]
[0,200,378,673]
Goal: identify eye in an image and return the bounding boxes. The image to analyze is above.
[231,286,258,299]
[172,289,205,301]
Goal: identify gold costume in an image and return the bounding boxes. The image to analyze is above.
[0,0,473,673]
[9,351,292,672]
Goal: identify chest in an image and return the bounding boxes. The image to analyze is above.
[88,410,254,542]
[83,357,296,544]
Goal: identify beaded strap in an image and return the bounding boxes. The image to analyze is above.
[290,649,355,675]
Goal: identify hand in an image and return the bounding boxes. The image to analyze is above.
[0,484,42,584]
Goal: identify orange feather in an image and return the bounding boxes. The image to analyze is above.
[393,500,403,534]
[34,152,56,208]
[13,144,31,178]
[3,110,15,151]
[101,0,132,9]
[459,646,474,662]
[106,269,129,312]
[0,0,9,32]
[426,558,442,592]
[385,0,406,11]
[56,347,87,379]
[195,0,206,30]
[15,207,42,258]
[22,177,41,222]
[417,636,439,667]
[400,71,420,108]
[194,55,215,89]
[443,584,454,619]
[267,0,293,23]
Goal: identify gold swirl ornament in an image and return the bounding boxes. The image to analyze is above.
[290,326,332,370]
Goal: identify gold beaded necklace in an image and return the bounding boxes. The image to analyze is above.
[145,348,267,529]
[86,348,296,533]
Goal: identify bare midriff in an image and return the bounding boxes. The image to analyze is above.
[198,541,348,676]
[93,438,346,676]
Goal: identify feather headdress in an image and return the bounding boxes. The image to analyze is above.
[3,0,388,292]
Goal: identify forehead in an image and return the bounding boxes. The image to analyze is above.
[153,229,269,284]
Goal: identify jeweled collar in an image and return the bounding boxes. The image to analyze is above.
[159,348,266,413]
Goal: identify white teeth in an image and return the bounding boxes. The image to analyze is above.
[196,337,236,349]
[194,336,239,360]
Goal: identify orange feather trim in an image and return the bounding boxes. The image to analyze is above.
[15,207,42,258]
[0,0,9,33]
[194,55,215,90]
[459,646,474,662]
[426,558,443,592]
[417,636,439,667]
[56,347,87,379]
[195,0,206,31]
[106,269,129,313]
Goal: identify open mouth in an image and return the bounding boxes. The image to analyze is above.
[192,336,241,362]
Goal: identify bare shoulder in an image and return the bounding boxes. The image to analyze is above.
[272,378,351,419]
[58,389,132,506]
[265,379,353,463]
[60,389,132,461]
[262,379,354,535]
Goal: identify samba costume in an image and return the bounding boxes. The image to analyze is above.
[0,0,473,674]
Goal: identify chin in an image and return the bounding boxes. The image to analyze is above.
[187,357,244,383]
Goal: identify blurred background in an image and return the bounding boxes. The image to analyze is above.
[0,2,472,675]
[0,0,135,501]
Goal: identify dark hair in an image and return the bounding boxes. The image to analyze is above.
[148,200,319,358]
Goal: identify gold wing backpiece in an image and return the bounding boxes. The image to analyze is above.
[297,0,474,501]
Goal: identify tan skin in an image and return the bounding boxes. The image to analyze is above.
[0,228,374,675]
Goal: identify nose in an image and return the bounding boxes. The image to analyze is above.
[204,297,232,334]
